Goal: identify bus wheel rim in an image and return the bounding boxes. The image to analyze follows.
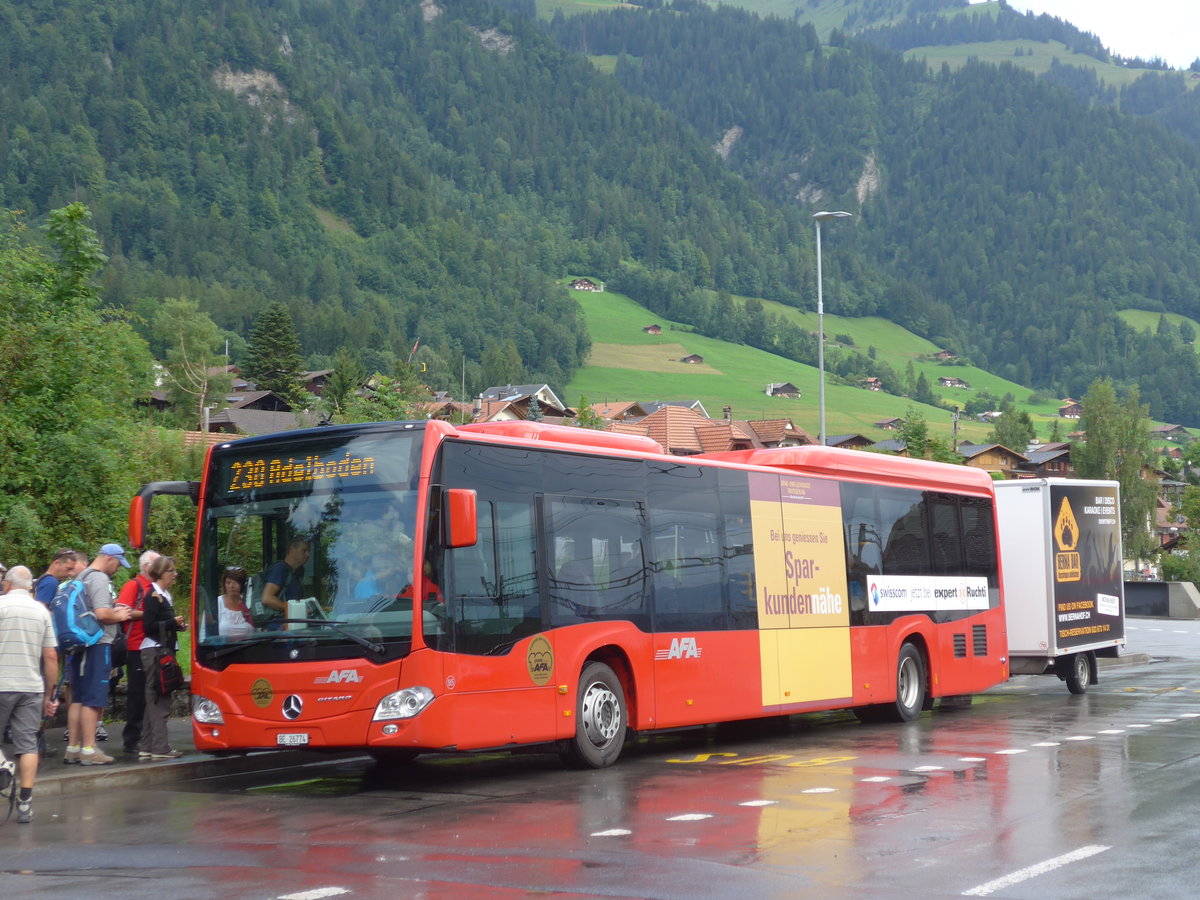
[898,656,918,708]
[581,681,621,747]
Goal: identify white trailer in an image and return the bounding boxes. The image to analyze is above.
[995,478,1125,693]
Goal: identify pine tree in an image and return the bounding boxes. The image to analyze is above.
[243,302,304,403]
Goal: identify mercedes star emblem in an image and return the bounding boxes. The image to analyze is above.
[282,694,303,720]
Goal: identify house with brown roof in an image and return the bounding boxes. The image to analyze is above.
[1017,446,1073,478]
[1151,423,1193,442]
[937,376,970,389]
[1059,399,1083,419]
[765,382,800,398]
[956,442,1028,478]
[592,401,651,422]
[569,278,602,291]
[642,324,662,335]
[300,370,334,396]
[862,376,883,391]
[826,434,873,450]
[680,354,704,365]
[874,417,903,430]
[741,418,815,447]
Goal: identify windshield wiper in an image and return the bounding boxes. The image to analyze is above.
[281,618,387,657]
[205,619,386,660]
[207,632,299,660]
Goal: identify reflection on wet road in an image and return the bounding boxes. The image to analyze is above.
[4,618,1200,899]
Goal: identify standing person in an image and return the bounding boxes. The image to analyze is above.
[34,549,85,609]
[259,538,310,627]
[64,545,132,766]
[139,555,186,759]
[115,550,159,757]
[0,566,60,823]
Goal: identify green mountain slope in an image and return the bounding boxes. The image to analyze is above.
[565,287,1057,442]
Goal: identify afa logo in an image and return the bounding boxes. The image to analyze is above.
[526,635,554,686]
[655,637,702,660]
[314,669,363,685]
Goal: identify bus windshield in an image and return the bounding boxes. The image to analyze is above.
[193,426,426,667]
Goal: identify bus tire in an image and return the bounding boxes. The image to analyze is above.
[369,748,421,766]
[889,643,926,722]
[1065,653,1091,695]
[563,661,627,769]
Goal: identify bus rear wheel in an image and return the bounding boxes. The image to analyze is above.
[855,643,926,724]
[562,662,627,769]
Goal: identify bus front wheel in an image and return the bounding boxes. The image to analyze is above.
[562,661,627,769]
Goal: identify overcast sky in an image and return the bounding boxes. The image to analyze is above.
[987,1,1200,69]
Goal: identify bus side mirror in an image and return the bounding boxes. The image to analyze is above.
[445,488,478,548]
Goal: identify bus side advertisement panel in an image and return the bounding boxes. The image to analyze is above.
[749,473,853,709]
[1049,483,1124,648]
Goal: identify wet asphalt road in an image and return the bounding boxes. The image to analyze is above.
[3,616,1200,899]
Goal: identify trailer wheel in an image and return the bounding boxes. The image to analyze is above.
[1065,652,1091,695]
[561,662,627,769]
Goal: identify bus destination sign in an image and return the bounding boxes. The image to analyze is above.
[225,452,377,493]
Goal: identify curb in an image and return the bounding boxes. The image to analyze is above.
[35,748,364,797]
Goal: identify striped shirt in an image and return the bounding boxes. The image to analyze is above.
[0,588,57,693]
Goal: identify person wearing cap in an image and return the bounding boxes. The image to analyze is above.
[63,545,132,766]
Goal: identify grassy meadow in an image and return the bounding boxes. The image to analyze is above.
[562,285,1069,444]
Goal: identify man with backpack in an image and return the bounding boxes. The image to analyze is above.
[63,545,131,766]
[0,566,59,823]
[115,550,159,757]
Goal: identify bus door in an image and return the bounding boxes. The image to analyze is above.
[442,495,558,747]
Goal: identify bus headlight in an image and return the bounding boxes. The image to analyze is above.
[192,695,225,725]
[373,686,435,721]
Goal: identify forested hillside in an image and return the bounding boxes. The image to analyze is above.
[6,0,1200,423]
[549,2,1200,422]
[0,0,807,395]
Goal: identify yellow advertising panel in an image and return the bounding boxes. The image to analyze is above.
[750,473,853,708]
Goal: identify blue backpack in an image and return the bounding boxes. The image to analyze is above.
[50,576,103,650]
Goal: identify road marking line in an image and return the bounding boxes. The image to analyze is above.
[994,749,1026,755]
[861,776,892,782]
[667,813,712,821]
[1098,729,1125,734]
[961,844,1111,896]
[278,889,351,900]
[739,799,779,806]
[1155,718,1177,723]
[1181,713,1200,718]
[1128,724,1151,728]
[910,766,944,772]
[1065,735,1094,741]
[959,757,987,762]
[591,828,632,837]
[800,787,836,794]
[1032,741,1060,747]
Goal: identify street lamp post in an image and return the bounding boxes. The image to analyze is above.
[813,210,852,446]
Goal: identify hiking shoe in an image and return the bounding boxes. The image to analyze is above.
[78,747,115,766]
[95,724,108,742]
[149,749,183,760]
[138,751,153,759]
[63,747,81,765]
[16,800,31,824]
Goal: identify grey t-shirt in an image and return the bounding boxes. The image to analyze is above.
[80,567,117,645]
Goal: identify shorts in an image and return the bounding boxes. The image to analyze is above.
[65,643,111,709]
[0,692,44,756]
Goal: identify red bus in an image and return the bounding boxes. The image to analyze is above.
[130,419,1008,768]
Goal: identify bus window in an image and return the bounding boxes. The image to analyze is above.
[546,495,648,629]
[447,500,540,655]
[647,462,729,631]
